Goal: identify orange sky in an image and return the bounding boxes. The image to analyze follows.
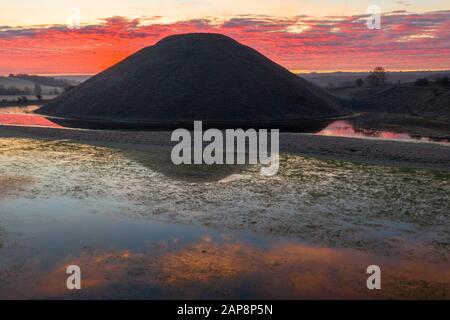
[1,2,449,74]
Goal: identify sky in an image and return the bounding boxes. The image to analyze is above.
[0,0,449,74]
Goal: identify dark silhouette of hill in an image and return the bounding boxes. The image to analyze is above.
[331,83,450,122]
[38,33,342,123]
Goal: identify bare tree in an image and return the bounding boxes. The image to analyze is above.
[34,83,43,100]
[367,67,387,87]
[355,78,364,87]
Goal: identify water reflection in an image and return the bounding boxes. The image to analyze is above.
[0,105,63,128]
[0,113,62,128]
[2,221,449,299]
[0,107,448,145]
[0,106,331,131]
[318,120,449,143]
[0,138,449,299]
[126,149,253,183]
[0,105,40,114]
[0,175,35,199]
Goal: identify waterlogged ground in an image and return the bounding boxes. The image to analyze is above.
[0,137,449,299]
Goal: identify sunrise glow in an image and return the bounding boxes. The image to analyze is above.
[0,0,449,74]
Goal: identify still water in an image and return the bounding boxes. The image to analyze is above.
[0,137,449,299]
[1,196,449,300]
[0,105,448,144]
[317,120,450,143]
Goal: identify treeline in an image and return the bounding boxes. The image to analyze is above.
[414,76,450,87]
[0,84,60,95]
[354,67,450,88]
[0,85,27,95]
[10,74,72,88]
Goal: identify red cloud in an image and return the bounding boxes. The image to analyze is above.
[1,10,449,74]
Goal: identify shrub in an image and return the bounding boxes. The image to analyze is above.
[367,67,387,87]
[435,76,450,87]
[414,78,429,86]
[355,78,364,87]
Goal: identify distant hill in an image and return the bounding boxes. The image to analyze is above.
[301,71,450,88]
[330,83,450,122]
[0,74,77,96]
[38,33,342,123]
[50,75,91,83]
[12,74,74,88]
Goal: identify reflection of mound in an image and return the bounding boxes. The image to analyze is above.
[44,115,337,132]
[38,33,342,123]
[123,148,253,183]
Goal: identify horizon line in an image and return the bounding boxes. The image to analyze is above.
[2,69,450,77]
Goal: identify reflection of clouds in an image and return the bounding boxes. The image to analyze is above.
[318,120,417,141]
[318,120,359,137]
[157,240,378,298]
[0,114,63,128]
[12,238,450,299]
[161,241,252,284]
[378,131,411,139]
[29,250,145,299]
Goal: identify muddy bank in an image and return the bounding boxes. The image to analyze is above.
[0,124,449,171]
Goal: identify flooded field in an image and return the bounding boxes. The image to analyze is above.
[0,138,449,299]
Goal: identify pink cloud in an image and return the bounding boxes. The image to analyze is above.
[0,10,449,74]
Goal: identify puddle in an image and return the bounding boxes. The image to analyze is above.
[0,114,63,128]
[318,120,450,144]
[0,197,448,299]
[0,137,449,299]
[0,105,63,128]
